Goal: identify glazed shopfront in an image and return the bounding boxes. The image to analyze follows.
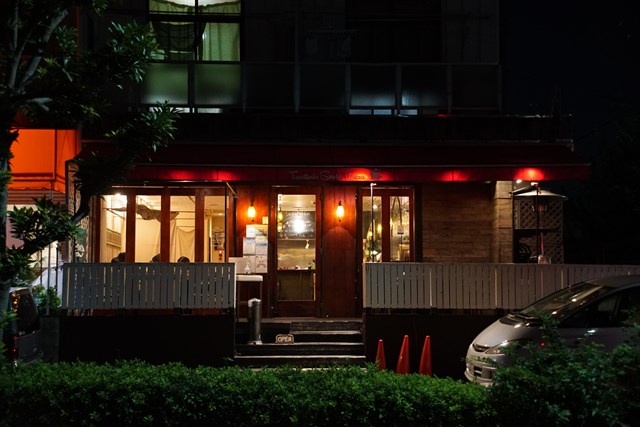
[82,130,588,319]
[91,166,415,319]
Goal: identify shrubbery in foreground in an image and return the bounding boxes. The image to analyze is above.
[3,323,639,426]
[0,363,493,427]
[489,321,640,427]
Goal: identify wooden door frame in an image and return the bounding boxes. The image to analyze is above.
[270,186,322,317]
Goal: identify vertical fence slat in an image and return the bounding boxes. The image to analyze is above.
[360,263,639,311]
[63,262,640,312]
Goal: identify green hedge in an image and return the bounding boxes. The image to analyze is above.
[0,363,493,427]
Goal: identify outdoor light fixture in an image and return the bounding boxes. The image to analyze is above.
[336,201,345,222]
[247,202,256,222]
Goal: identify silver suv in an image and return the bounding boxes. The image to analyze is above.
[2,287,44,365]
[465,275,640,386]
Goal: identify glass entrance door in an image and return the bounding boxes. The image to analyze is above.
[275,191,319,317]
[362,187,414,262]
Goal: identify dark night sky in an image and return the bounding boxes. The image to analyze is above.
[501,1,640,158]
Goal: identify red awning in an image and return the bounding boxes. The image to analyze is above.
[80,140,590,183]
[9,129,79,193]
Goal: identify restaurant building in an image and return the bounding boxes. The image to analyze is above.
[75,0,588,319]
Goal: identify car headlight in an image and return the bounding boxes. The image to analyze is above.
[485,340,515,355]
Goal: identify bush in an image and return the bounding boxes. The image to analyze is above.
[0,362,494,427]
[32,284,61,316]
[488,319,640,427]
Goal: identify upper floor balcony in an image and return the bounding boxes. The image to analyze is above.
[109,61,500,115]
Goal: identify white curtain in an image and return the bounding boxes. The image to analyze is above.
[150,0,241,61]
[170,221,195,261]
[135,217,161,262]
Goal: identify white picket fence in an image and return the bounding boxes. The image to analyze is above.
[363,263,640,310]
[62,263,236,310]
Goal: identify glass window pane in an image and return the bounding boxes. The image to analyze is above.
[170,196,195,262]
[362,196,382,262]
[100,195,127,262]
[195,63,241,105]
[351,65,395,108]
[402,65,447,108]
[451,65,498,108]
[142,63,189,104]
[149,0,195,15]
[135,195,162,262]
[201,23,240,61]
[390,196,410,261]
[300,64,346,108]
[277,194,316,301]
[152,21,202,60]
[204,194,227,262]
[246,64,294,108]
[198,0,241,15]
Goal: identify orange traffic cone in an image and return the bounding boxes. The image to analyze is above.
[419,335,432,376]
[375,339,387,370]
[395,335,410,374]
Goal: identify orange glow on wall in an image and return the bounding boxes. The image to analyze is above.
[9,129,79,193]
[514,168,545,182]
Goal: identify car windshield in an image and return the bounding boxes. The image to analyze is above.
[516,282,609,320]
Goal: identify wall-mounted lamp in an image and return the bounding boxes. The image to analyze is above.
[247,202,256,222]
[336,201,345,222]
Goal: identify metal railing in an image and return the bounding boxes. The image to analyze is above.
[62,263,236,311]
[363,263,640,311]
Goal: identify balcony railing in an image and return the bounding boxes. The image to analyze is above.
[364,263,640,311]
[129,61,500,114]
[62,263,236,311]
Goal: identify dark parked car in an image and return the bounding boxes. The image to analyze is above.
[465,275,640,386]
[2,287,44,365]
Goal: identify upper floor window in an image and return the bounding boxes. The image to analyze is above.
[149,0,241,61]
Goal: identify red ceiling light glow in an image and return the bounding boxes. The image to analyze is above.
[515,168,545,182]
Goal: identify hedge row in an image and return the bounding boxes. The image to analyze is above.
[0,362,493,427]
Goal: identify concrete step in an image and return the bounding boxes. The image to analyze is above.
[234,319,365,368]
[290,320,362,332]
[236,342,364,356]
[292,330,362,343]
[233,354,367,368]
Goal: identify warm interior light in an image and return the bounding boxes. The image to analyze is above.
[247,203,256,222]
[336,201,345,222]
[293,217,306,234]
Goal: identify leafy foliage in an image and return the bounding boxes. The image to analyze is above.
[0,0,177,301]
[0,362,494,427]
[72,103,178,218]
[0,310,17,367]
[32,284,61,316]
[0,198,79,282]
[488,317,640,426]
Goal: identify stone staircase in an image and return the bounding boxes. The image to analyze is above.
[234,319,366,368]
